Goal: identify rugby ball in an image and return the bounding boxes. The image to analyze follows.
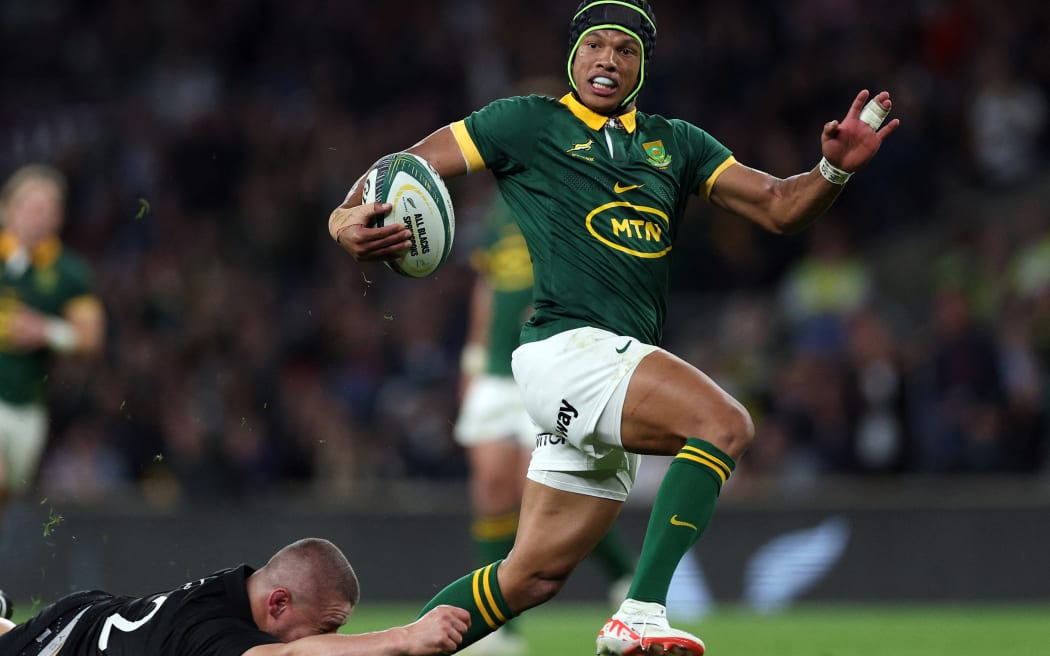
[361,152,455,278]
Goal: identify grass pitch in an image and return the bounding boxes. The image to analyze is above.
[9,600,1049,654]
[337,602,1050,656]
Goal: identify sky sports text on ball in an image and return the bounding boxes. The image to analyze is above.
[399,211,430,257]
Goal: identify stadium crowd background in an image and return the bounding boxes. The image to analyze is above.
[3,0,1049,509]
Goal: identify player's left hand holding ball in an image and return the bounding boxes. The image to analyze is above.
[821,89,900,173]
[329,201,412,263]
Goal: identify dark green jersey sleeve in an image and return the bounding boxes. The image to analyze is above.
[669,118,735,198]
[458,95,563,175]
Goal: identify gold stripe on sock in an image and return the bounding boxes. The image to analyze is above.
[680,445,732,479]
[481,563,509,624]
[471,513,519,540]
[472,567,499,629]
[675,451,728,485]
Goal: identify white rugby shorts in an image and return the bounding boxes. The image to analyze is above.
[453,375,537,449]
[511,326,659,501]
[0,399,48,493]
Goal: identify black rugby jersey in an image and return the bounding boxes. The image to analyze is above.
[0,566,278,656]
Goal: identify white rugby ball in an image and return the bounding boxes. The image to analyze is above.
[361,152,455,278]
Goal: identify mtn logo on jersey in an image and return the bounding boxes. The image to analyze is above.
[585,201,671,259]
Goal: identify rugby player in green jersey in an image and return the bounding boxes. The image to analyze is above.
[330,2,898,653]
[455,193,637,656]
[0,164,105,548]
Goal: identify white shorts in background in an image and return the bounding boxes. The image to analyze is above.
[453,375,536,449]
[511,326,660,501]
[0,399,48,494]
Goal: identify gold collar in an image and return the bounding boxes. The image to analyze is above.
[559,94,638,133]
[0,231,62,268]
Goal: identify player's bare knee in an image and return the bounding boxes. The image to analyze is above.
[474,473,513,505]
[501,553,576,611]
[699,398,754,459]
[719,399,755,458]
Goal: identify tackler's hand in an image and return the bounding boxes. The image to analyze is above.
[328,201,411,262]
[401,605,471,655]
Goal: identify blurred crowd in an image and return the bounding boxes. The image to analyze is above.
[3,0,1049,507]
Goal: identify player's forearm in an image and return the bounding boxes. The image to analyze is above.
[711,163,844,235]
[246,628,416,656]
[763,166,846,234]
[337,126,469,218]
[466,277,493,348]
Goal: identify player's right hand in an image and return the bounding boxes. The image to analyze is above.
[0,303,49,352]
[328,201,411,262]
[402,605,471,655]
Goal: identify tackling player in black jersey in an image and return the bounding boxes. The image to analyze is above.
[0,537,468,656]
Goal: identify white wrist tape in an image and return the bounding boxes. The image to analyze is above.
[859,98,889,131]
[459,343,488,376]
[44,319,78,353]
[818,157,853,185]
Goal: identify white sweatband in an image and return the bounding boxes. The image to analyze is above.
[859,98,889,131]
[459,343,488,376]
[44,319,78,353]
[818,157,853,185]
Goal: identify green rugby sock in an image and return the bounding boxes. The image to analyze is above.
[472,512,518,564]
[418,560,516,650]
[591,527,636,581]
[471,513,520,634]
[628,438,735,605]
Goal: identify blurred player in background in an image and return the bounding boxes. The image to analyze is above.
[455,192,635,656]
[330,1,897,653]
[0,537,470,655]
[0,164,105,567]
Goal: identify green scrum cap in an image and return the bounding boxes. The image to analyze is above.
[567,0,658,109]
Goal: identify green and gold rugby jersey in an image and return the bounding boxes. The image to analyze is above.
[471,194,533,377]
[451,93,735,346]
[0,233,97,405]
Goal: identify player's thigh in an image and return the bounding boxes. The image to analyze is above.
[504,480,622,580]
[621,349,753,457]
[466,440,527,513]
[467,439,527,480]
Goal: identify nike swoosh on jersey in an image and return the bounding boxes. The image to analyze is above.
[669,515,698,531]
[614,182,643,193]
[616,340,633,354]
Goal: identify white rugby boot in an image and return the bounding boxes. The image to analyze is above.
[596,599,706,655]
